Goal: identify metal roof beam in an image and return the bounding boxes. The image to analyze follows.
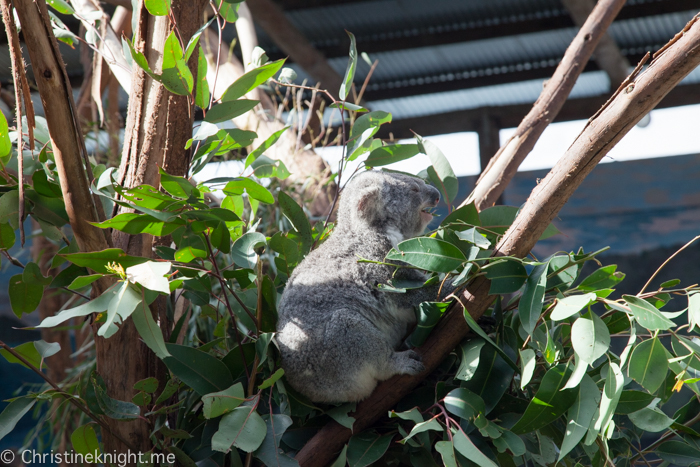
[247,0,344,97]
[561,0,630,88]
[266,0,700,59]
[375,82,700,139]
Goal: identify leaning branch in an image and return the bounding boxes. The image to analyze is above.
[295,13,700,467]
[465,0,626,211]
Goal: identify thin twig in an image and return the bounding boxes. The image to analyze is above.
[204,233,250,382]
[0,339,137,452]
[639,235,700,294]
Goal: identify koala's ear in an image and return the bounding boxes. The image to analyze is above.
[357,186,381,220]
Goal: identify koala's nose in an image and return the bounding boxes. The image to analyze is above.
[429,186,440,205]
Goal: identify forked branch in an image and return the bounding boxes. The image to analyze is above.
[295,13,700,467]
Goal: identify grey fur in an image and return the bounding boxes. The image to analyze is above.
[276,170,454,403]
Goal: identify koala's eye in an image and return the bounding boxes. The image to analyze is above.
[411,187,419,193]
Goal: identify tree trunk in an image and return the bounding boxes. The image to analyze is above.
[95,0,208,458]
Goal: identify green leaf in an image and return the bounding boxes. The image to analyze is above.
[347,431,392,467]
[47,0,74,14]
[550,293,597,321]
[155,378,180,405]
[0,398,36,441]
[258,368,284,390]
[144,0,170,15]
[483,259,527,294]
[223,178,275,204]
[37,285,117,328]
[202,383,245,419]
[97,281,143,338]
[244,126,289,168]
[435,441,458,467]
[205,100,259,123]
[364,144,420,167]
[656,441,700,466]
[519,261,548,334]
[558,374,600,462]
[160,30,195,94]
[400,418,443,444]
[253,414,298,467]
[456,338,485,382]
[9,273,43,318]
[628,404,674,432]
[386,237,466,273]
[132,299,171,359]
[623,295,676,331]
[133,377,159,393]
[577,265,625,291]
[195,44,210,109]
[688,292,700,332]
[93,213,181,236]
[34,339,60,360]
[330,445,348,467]
[62,248,149,274]
[223,59,286,102]
[67,274,103,290]
[231,232,266,269]
[454,227,491,249]
[0,190,19,229]
[278,191,313,257]
[0,112,11,158]
[571,311,610,364]
[0,341,41,370]
[346,112,392,160]
[519,348,536,389]
[0,222,15,249]
[329,102,367,112]
[660,278,681,288]
[164,343,233,395]
[327,402,356,430]
[587,361,624,443]
[212,405,267,453]
[444,387,485,420]
[416,134,458,207]
[339,30,357,101]
[218,0,240,21]
[452,429,498,467]
[441,202,480,229]
[125,37,154,76]
[91,372,140,420]
[71,424,100,460]
[628,337,668,393]
[461,339,515,414]
[406,301,448,346]
[615,390,656,414]
[511,364,577,434]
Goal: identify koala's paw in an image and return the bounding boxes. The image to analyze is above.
[394,350,425,375]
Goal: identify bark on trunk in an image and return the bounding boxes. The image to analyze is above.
[96,0,208,458]
[295,13,700,467]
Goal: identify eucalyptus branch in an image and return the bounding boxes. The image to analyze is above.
[0,339,137,452]
[629,410,700,463]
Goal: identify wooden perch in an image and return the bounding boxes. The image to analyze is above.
[295,13,700,467]
[12,0,110,254]
[465,0,626,212]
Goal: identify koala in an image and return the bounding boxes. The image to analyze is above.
[276,170,455,403]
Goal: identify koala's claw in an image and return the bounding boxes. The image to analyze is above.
[394,350,425,375]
